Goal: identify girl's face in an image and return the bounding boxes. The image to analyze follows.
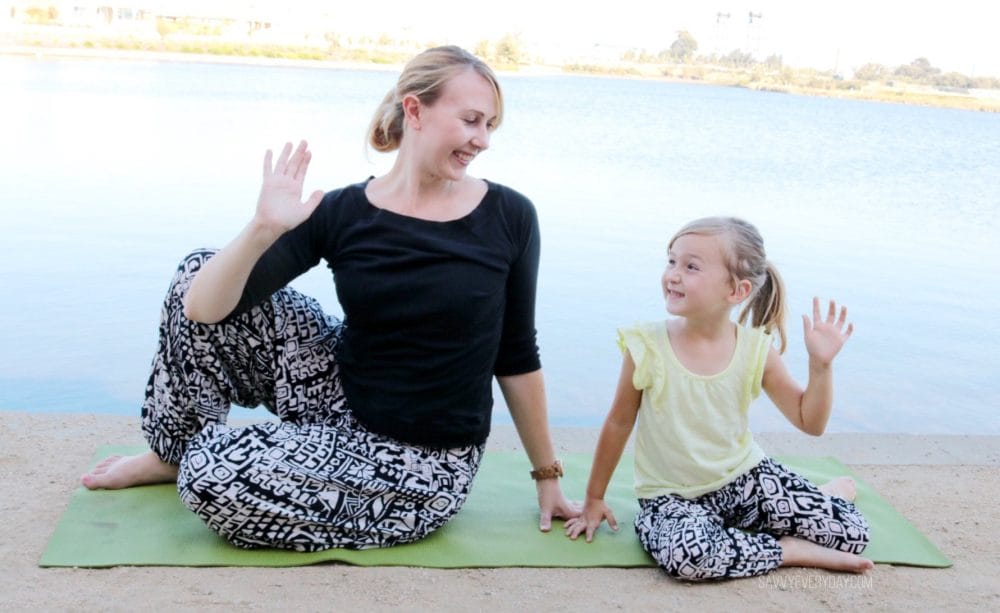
[406,67,498,182]
[661,233,736,318]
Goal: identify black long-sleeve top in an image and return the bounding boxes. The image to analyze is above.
[230,179,542,447]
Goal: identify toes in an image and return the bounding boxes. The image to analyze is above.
[80,472,107,490]
[90,455,124,475]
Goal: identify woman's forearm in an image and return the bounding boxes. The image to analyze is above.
[182,218,284,323]
[184,141,323,324]
[497,369,558,469]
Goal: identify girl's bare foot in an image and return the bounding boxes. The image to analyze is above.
[780,536,873,573]
[819,476,857,501]
[80,451,178,490]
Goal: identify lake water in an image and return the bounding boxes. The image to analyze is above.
[2,55,998,434]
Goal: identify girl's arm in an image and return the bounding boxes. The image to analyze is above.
[497,370,582,532]
[564,352,642,542]
[184,141,324,323]
[763,298,854,436]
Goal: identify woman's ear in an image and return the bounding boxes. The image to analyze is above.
[729,278,753,304]
[402,94,421,130]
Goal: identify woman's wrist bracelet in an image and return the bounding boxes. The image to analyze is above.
[529,459,563,480]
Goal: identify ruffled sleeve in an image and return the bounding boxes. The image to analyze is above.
[745,326,772,400]
[617,323,659,391]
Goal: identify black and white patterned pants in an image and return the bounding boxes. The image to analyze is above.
[140,250,484,551]
[635,457,870,580]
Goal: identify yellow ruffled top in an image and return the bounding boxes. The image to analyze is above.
[618,321,772,499]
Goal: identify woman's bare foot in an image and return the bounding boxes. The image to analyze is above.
[80,451,178,490]
[780,536,873,573]
[819,476,857,501]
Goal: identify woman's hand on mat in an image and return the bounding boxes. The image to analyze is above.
[536,479,581,532]
[255,140,324,235]
[563,498,617,542]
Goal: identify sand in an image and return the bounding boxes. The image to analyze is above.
[1,410,998,612]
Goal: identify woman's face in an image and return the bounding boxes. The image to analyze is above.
[407,67,498,182]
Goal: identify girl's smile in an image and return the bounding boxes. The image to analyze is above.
[662,233,733,318]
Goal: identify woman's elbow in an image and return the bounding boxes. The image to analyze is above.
[182,295,222,324]
[181,297,202,322]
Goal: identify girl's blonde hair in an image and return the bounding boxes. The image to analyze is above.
[669,216,788,353]
[367,45,504,153]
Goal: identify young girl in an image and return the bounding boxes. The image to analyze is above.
[564,216,872,580]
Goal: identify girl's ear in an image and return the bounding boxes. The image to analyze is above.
[402,94,422,130]
[729,278,753,304]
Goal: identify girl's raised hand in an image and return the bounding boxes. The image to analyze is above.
[802,297,854,366]
[255,141,325,234]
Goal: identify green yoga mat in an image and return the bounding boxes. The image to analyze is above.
[40,448,951,568]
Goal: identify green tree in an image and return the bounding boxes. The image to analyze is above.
[668,30,698,62]
[474,39,492,60]
[722,49,754,68]
[972,76,1000,90]
[494,33,524,65]
[894,57,941,82]
[25,4,58,23]
[934,72,972,89]
[156,17,180,40]
[854,63,890,81]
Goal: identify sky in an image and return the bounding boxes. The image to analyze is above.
[330,1,999,76]
[161,1,1000,76]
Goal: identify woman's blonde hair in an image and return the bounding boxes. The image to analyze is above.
[367,45,503,153]
[669,216,788,353]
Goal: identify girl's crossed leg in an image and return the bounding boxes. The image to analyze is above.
[635,457,871,580]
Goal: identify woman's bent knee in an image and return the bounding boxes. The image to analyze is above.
[169,248,217,299]
[177,248,218,275]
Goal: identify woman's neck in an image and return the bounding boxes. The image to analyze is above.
[366,159,483,222]
[381,157,456,201]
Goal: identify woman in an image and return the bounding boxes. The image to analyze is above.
[81,46,579,551]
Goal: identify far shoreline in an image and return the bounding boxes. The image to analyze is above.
[6,44,999,113]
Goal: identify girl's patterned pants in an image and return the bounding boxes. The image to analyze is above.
[635,457,870,580]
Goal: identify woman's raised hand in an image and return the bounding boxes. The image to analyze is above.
[802,297,854,366]
[255,141,325,234]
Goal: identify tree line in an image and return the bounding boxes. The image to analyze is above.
[627,30,999,91]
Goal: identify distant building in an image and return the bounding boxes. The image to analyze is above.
[3,2,339,46]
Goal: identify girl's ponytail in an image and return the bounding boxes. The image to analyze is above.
[738,261,787,353]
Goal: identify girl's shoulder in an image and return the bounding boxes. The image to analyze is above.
[618,319,666,339]
[616,320,667,357]
[738,323,774,353]
[617,321,668,389]
[738,324,774,396]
